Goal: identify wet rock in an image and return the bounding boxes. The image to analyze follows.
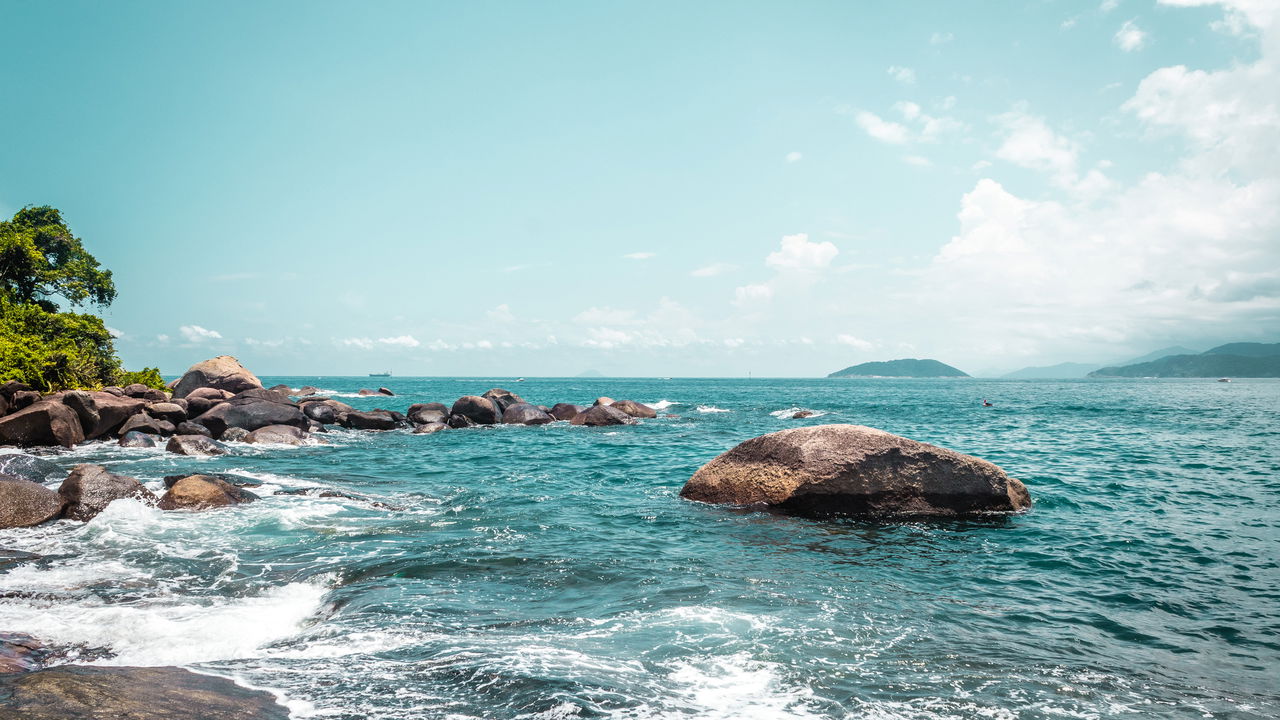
[0,665,289,719]
[0,401,85,448]
[611,400,657,419]
[117,431,160,448]
[451,395,500,425]
[172,355,263,399]
[341,410,398,431]
[0,549,41,571]
[548,403,584,422]
[175,421,212,437]
[302,402,336,424]
[680,424,1032,518]
[162,473,260,489]
[792,410,814,419]
[220,427,250,442]
[194,391,306,437]
[0,632,44,673]
[144,402,186,425]
[570,404,637,426]
[501,403,554,425]
[447,413,477,429]
[406,402,449,425]
[117,414,175,437]
[482,388,523,412]
[592,396,616,407]
[267,384,292,395]
[412,422,448,434]
[0,477,65,529]
[296,385,318,397]
[158,475,259,510]
[165,435,229,456]
[378,387,394,396]
[58,464,157,522]
[0,454,61,483]
[243,424,309,445]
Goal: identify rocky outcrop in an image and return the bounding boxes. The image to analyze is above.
[144,402,186,425]
[171,355,263,399]
[447,413,477,429]
[501,403,554,425]
[548,403,584,421]
[165,435,229,456]
[117,414,175,437]
[451,395,500,425]
[158,475,259,510]
[0,476,65,529]
[0,454,60,483]
[58,464,157,522]
[570,404,637,426]
[680,424,1031,518]
[610,400,657,419]
[77,392,145,438]
[243,425,308,445]
[0,665,290,719]
[482,388,523,412]
[0,632,44,673]
[193,389,307,437]
[0,401,84,448]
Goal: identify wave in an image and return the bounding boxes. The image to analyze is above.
[769,407,828,419]
[697,405,730,413]
[645,400,679,410]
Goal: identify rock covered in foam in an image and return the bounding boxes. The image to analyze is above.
[58,464,157,522]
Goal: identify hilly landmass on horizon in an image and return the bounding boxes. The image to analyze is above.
[828,358,969,378]
[1089,343,1280,378]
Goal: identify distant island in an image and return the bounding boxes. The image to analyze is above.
[1089,342,1280,378]
[828,358,969,378]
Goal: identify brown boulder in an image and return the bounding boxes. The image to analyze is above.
[58,464,158,522]
[243,424,309,445]
[165,435,229,456]
[144,402,186,425]
[680,424,1031,518]
[0,401,84,448]
[412,422,448,434]
[0,476,65,529]
[117,414,174,436]
[592,396,615,407]
[185,387,234,402]
[611,400,657,419]
[548,403,584,421]
[406,403,449,425]
[158,475,258,510]
[451,395,500,425]
[501,403,554,425]
[81,393,145,438]
[570,404,637,426]
[117,431,160,448]
[482,388,523,412]
[171,355,262,399]
[193,393,306,437]
[340,410,399,431]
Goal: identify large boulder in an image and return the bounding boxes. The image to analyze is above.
[501,403,554,425]
[548,403,584,422]
[0,665,290,719]
[185,387,234,402]
[117,414,174,437]
[58,392,100,436]
[0,454,61,483]
[194,391,306,437]
[451,395,500,425]
[611,400,657,419]
[158,475,258,510]
[80,393,145,438]
[447,413,477,429]
[117,431,160,448]
[341,410,399,431]
[482,388,524,412]
[174,421,211,437]
[243,424,309,445]
[301,401,336,424]
[570,404,637,426]
[171,356,262,399]
[143,402,186,425]
[680,424,1032,517]
[406,402,449,425]
[58,464,157,522]
[0,476,65,529]
[0,401,84,448]
[165,435,229,456]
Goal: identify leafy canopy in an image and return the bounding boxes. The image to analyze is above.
[0,205,115,311]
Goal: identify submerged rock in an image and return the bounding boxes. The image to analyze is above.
[610,400,657,419]
[158,475,259,510]
[0,476,65,529]
[165,435,229,456]
[0,454,61,484]
[58,464,157,522]
[680,424,1031,518]
[570,404,637,426]
[412,421,448,434]
[0,665,290,719]
[0,632,45,673]
[171,355,263,399]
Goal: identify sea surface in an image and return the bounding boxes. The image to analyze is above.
[1,377,1278,719]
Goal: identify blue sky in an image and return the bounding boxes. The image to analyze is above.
[2,0,1276,377]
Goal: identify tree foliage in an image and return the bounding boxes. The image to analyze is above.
[0,206,164,392]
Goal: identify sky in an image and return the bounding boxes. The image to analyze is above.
[1,0,1276,377]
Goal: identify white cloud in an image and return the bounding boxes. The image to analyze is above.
[179,325,222,343]
[1100,0,1120,13]
[1115,20,1148,51]
[379,335,420,348]
[993,109,1112,195]
[854,111,910,144]
[156,334,170,344]
[623,252,655,260]
[733,283,774,307]
[341,335,421,350]
[887,65,916,84]
[766,233,839,272]
[853,104,963,145]
[785,151,803,163]
[106,326,122,338]
[836,334,875,350]
[930,32,954,45]
[691,262,737,277]
[487,304,515,322]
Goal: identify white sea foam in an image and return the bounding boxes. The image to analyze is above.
[644,400,678,410]
[655,652,825,720]
[769,407,828,419]
[696,405,730,414]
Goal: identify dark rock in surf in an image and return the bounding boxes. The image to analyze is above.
[548,403,584,422]
[406,403,449,425]
[158,475,258,510]
[302,402,336,424]
[680,424,1032,518]
[117,414,174,437]
[341,410,399,431]
[243,424,309,445]
[792,410,814,419]
[482,388,523,412]
[0,632,44,673]
[267,384,293,395]
[117,431,160,448]
[501,403,554,425]
[610,400,657,419]
[0,454,61,484]
[58,464,157,522]
[220,427,250,442]
[447,413,477,429]
[412,422,448,434]
[174,421,211,437]
[193,391,306,437]
[144,402,186,425]
[570,404,637,426]
[162,473,261,489]
[165,435,228,456]
[451,395,500,425]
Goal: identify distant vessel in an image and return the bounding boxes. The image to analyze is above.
[516,377,526,382]
[1218,378,1231,382]
[369,370,391,377]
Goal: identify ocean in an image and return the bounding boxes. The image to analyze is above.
[1,377,1277,719]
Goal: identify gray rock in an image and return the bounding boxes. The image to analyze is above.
[412,422,448,434]
[117,431,160,448]
[174,421,211,437]
[0,477,65,529]
[220,427,250,442]
[501,403,554,425]
[165,435,229,456]
[243,424,309,445]
[58,464,157,521]
[406,403,449,425]
[570,404,637,426]
[0,454,61,483]
[680,424,1032,518]
[341,410,398,431]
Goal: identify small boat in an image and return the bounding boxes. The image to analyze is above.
[369,370,391,377]
[516,377,526,382]
[1217,378,1231,383]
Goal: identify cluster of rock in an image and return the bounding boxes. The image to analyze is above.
[0,355,661,453]
[0,455,261,529]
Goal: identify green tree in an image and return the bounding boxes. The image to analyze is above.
[0,205,115,311]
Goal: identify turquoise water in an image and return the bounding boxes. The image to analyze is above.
[1,378,1277,718]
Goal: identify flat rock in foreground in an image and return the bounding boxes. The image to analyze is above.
[680,424,1030,517]
[0,665,289,720]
